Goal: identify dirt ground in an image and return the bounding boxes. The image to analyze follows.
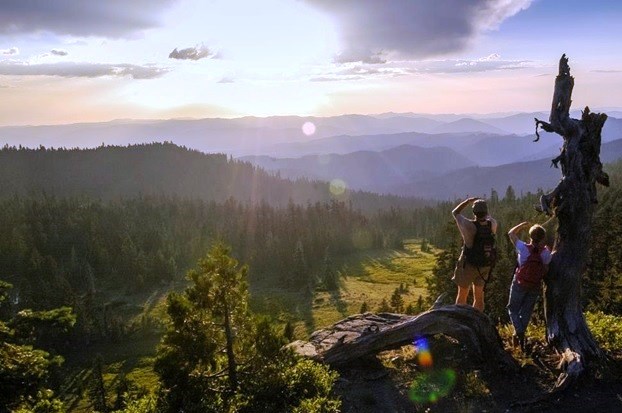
[333,335,622,413]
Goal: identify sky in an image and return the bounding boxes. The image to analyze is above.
[1,0,622,126]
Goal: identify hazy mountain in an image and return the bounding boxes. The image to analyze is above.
[268,130,558,165]
[391,138,622,199]
[0,114,442,156]
[482,112,548,135]
[2,112,619,161]
[431,118,508,135]
[240,145,476,194]
[481,111,622,139]
[392,158,560,200]
[459,134,561,166]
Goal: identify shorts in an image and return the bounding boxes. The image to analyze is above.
[452,253,490,288]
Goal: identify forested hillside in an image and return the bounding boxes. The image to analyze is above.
[0,143,428,212]
[2,145,622,412]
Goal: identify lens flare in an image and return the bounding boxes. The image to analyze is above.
[329,179,346,196]
[302,121,316,136]
[408,368,456,404]
[413,337,433,368]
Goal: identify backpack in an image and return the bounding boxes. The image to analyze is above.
[464,220,497,267]
[516,244,546,289]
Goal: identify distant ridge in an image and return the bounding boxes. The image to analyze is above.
[241,144,475,193]
[431,118,507,135]
[0,142,429,212]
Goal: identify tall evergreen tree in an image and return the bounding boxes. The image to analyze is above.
[321,246,339,291]
[390,288,404,313]
[89,354,108,413]
[154,244,340,413]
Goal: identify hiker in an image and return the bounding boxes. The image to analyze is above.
[452,197,497,311]
[507,221,552,350]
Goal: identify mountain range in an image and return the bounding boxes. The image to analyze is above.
[2,111,621,201]
[2,111,620,159]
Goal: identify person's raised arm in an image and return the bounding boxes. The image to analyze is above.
[507,221,530,246]
[452,197,478,218]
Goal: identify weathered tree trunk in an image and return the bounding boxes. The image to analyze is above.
[535,54,609,391]
[224,304,238,391]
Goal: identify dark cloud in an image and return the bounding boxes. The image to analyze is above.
[0,61,168,79]
[51,49,68,56]
[0,0,176,37]
[169,45,214,61]
[1,47,19,55]
[305,0,533,60]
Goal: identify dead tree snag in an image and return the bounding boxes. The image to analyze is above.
[535,54,609,391]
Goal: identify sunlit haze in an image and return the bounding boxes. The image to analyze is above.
[1,0,622,126]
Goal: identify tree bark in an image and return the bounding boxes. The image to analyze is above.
[535,54,609,391]
[224,304,238,391]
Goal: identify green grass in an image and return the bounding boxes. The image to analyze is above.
[250,239,438,337]
[311,239,437,328]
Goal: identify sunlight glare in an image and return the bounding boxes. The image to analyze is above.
[302,121,316,136]
[329,179,346,195]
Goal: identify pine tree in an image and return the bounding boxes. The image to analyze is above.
[321,246,339,291]
[390,288,404,313]
[283,320,295,342]
[416,295,425,313]
[291,240,309,290]
[155,243,253,411]
[377,298,391,313]
[155,244,341,413]
[425,221,460,306]
[89,354,108,413]
[359,301,369,313]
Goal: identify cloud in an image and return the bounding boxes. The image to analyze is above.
[310,55,529,82]
[310,75,365,82]
[218,77,235,83]
[169,44,215,61]
[591,70,622,73]
[1,47,19,55]
[333,49,386,64]
[305,0,533,60]
[0,61,168,79]
[51,49,68,56]
[405,57,530,74]
[310,65,405,82]
[0,0,176,37]
[478,53,501,61]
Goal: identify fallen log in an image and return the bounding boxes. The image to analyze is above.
[289,305,517,372]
